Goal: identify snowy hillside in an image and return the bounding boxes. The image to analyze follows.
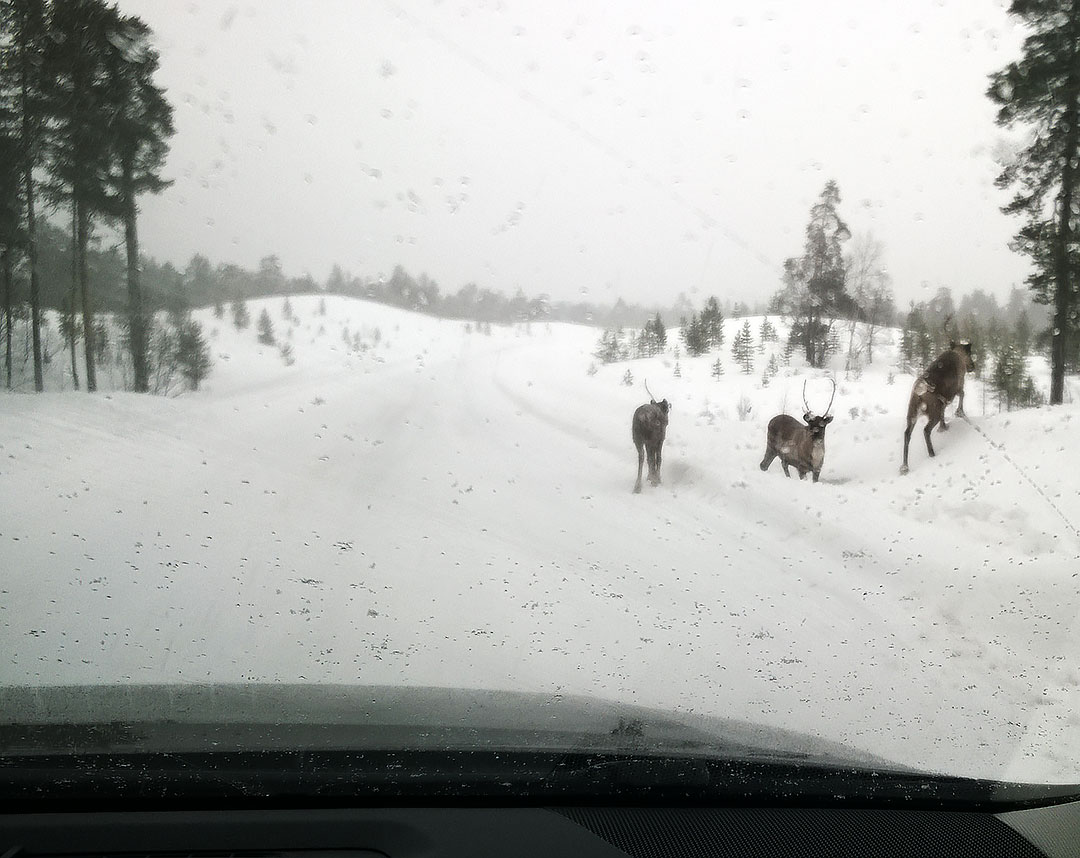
[2,295,1079,784]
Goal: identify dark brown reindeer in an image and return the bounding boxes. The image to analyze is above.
[900,337,975,474]
[632,381,670,493]
[759,378,836,482]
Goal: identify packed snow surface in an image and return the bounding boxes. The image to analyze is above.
[3,296,1080,783]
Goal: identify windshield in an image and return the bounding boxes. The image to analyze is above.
[2,0,1079,795]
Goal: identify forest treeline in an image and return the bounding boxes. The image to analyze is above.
[4,0,1080,399]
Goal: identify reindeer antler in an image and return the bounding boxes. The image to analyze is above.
[644,379,656,403]
[823,376,837,416]
[803,377,837,416]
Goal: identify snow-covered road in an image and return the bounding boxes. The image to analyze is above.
[3,296,1079,782]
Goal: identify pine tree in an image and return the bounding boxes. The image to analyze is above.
[1015,308,1032,356]
[711,357,724,379]
[1,0,50,390]
[681,312,708,357]
[622,368,634,386]
[771,181,852,368]
[759,317,778,344]
[0,129,19,390]
[640,312,667,356]
[98,10,174,393]
[43,0,126,392]
[991,341,1024,411]
[731,319,755,374]
[257,307,275,345]
[594,328,622,364]
[651,312,667,350]
[700,296,724,350]
[989,0,1080,404]
[231,299,250,330]
[781,336,795,366]
[176,317,211,390]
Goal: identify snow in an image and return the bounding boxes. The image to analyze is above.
[2,295,1080,784]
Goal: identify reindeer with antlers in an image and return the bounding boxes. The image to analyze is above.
[759,378,836,483]
[632,381,671,494]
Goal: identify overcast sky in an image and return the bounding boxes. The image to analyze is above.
[118,0,1030,308]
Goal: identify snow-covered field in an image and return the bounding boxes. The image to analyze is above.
[3,295,1080,783]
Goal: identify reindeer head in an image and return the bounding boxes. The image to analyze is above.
[802,377,836,439]
[802,411,834,438]
[951,340,975,373]
[644,380,671,418]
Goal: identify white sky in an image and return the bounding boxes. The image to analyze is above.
[119,0,1031,308]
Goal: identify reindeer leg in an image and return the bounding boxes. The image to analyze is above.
[634,443,644,493]
[781,461,791,478]
[924,417,938,457]
[798,467,808,480]
[955,389,966,419]
[901,411,918,475]
[760,447,777,472]
[653,444,663,486]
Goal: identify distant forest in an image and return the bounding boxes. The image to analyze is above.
[5,218,742,329]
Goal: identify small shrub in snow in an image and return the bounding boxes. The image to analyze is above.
[586,362,598,376]
[280,343,295,366]
[735,394,753,421]
[622,369,634,386]
[711,358,724,379]
[673,361,682,378]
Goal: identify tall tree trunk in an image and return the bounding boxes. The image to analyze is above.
[19,20,44,392]
[2,248,12,390]
[123,161,148,393]
[76,201,97,392]
[23,167,43,392]
[1051,3,1080,405]
[68,203,80,390]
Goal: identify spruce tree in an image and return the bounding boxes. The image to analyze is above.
[731,319,755,374]
[989,0,1080,403]
[257,307,275,345]
[99,11,174,393]
[231,299,251,330]
[0,0,49,390]
[176,317,211,390]
[771,181,852,367]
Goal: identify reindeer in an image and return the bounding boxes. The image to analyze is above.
[759,378,836,482]
[632,381,670,493]
[900,338,975,474]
